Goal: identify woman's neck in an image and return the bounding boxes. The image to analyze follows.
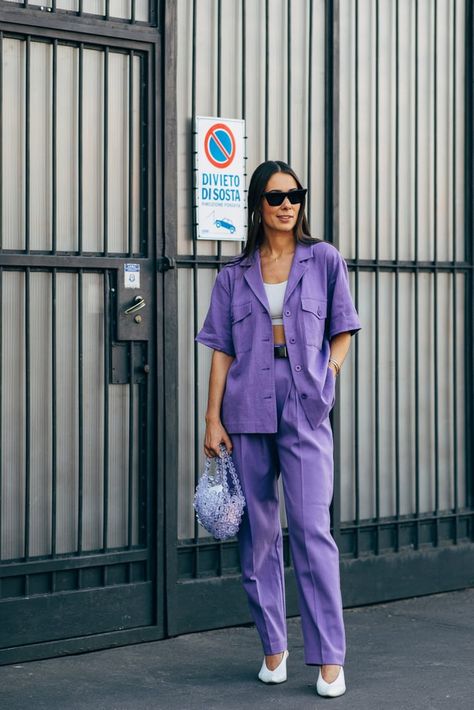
[259,234,296,259]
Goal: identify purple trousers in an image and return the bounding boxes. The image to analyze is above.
[230,356,346,666]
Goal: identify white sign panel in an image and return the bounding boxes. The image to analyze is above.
[194,116,246,241]
[124,263,140,289]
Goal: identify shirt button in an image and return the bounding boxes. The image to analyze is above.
[317,306,322,316]
[285,309,291,316]
[301,393,307,399]
[290,337,296,344]
[295,364,302,372]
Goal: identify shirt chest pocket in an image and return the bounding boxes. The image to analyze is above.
[300,297,327,350]
[231,301,253,353]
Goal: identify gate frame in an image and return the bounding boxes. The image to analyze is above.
[0,0,171,665]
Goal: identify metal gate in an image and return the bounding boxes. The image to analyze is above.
[0,0,166,664]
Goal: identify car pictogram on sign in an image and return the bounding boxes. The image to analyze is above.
[214,218,236,234]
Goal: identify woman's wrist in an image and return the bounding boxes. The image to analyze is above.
[328,357,341,376]
[205,413,222,424]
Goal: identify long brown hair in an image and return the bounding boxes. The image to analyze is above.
[233,160,322,262]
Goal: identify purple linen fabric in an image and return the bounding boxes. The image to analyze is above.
[195,239,361,433]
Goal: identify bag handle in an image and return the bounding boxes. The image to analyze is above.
[205,443,242,498]
[217,442,243,499]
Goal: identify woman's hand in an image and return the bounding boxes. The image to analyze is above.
[204,418,233,459]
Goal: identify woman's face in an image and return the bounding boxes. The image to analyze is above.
[260,172,301,235]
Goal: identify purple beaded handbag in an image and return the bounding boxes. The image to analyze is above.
[193,443,246,540]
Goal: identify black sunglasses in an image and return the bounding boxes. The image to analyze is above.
[262,188,307,207]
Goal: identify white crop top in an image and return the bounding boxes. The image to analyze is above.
[263,280,287,326]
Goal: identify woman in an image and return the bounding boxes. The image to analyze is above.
[195,160,361,698]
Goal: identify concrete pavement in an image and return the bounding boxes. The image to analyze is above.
[0,587,473,710]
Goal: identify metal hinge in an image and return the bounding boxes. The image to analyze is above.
[157,256,176,272]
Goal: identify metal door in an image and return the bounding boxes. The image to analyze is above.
[0,1,164,664]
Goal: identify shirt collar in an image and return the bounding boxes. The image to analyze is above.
[240,239,315,312]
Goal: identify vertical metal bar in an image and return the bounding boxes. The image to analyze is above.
[0,32,3,251]
[52,39,57,254]
[104,48,109,255]
[414,0,421,550]
[128,343,134,548]
[25,36,30,254]
[451,0,459,543]
[464,0,474,520]
[374,0,380,555]
[79,0,83,17]
[105,0,110,22]
[306,0,313,224]
[144,42,154,578]
[51,269,57,557]
[242,0,246,121]
[143,28,153,560]
[0,268,3,559]
[128,50,134,257]
[103,272,110,554]
[328,0,341,545]
[79,43,84,254]
[50,278,57,644]
[433,0,440,547]
[394,0,401,552]
[215,2,222,281]
[216,0,223,577]
[354,0,360,559]
[140,54,148,257]
[24,268,30,561]
[77,270,84,562]
[265,0,269,160]
[242,0,247,246]
[131,0,136,24]
[287,0,291,165]
[139,347,148,551]
[324,0,334,246]
[191,0,200,574]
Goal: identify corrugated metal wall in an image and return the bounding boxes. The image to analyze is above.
[176,0,468,545]
[338,0,467,529]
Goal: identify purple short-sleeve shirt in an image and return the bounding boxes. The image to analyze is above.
[195,239,362,433]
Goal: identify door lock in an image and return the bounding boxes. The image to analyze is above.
[116,269,151,341]
[124,295,146,315]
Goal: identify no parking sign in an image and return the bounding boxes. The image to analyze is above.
[194,116,246,241]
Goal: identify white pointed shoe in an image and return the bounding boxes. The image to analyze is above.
[257,650,289,684]
[316,665,346,697]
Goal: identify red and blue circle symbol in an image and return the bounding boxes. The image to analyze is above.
[204,123,236,169]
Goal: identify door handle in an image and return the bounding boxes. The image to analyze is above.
[124,295,146,315]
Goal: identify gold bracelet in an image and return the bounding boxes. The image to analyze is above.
[329,357,341,375]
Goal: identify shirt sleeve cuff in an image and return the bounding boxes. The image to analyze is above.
[329,317,362,340]
[195,332,235,357]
